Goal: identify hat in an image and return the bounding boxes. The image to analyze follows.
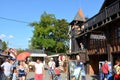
[10,57,16,61]
[50,58,53,60]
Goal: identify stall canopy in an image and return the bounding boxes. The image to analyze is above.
[47,54,59,58]
[30,53,47,57]
[25,49,47,57]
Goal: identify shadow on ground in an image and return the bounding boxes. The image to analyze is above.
[27,78,34,80]
[91,75,99,80]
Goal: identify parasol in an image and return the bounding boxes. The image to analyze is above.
[17,52,31,61]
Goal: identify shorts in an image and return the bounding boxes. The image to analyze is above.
[18,74,26,77]
[35,74,43,80]
[48,69,54,75]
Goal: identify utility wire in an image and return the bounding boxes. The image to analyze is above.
[0,16,30,24]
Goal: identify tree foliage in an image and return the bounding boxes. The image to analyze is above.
[29,12,69,54]
[17,48,24,55]
[2,41,7,51]
[54,19,69,53]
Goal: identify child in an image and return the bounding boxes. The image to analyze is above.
[12,67,18,80]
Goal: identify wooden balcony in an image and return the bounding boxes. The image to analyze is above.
[79,0,120,36]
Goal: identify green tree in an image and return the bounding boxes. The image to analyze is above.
[17,48,24,55]
[54,19,69,53]
[2,41,7,51]
[29,12,69,54]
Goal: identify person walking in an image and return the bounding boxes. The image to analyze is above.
[113,60,120,80]
[1,58,12,80]
[54,65,61,80]
[10,58,18,80]
[102,60,109,80]
[17,61,27,80]
[99,63,104,80]
[9,58,16,80]
[54,58,61,80]
[22,60,29,79]
[48,58,55,80]
[34,59,44,80]
[12,67,18,80]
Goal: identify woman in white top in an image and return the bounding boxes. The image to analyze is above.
[34,59,44,80]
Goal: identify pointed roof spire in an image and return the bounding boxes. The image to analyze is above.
[74,9,85,22]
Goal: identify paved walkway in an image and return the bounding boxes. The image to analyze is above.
[27,71,67,80]
[27,70,99,80]
[86,75,99,80]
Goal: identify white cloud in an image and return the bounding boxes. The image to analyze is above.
[0,34,14,40]
[0,34,6,39]
[8,35,14,39]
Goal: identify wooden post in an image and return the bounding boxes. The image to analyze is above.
[104,29,112,61]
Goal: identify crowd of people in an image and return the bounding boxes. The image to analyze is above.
[0,57,29,80]
[0,55,63,80]
[0,47,67,80]
[99,60,120,80]
[47,57,61,80]
[2,49,120,80]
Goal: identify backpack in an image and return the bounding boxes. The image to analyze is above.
[54,67,60,75]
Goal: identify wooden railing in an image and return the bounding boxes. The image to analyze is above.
[110,45,120,53]
[83,0,120,29]
[88,44,120,55]
[88,47,107,55]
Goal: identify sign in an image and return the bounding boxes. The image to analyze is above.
[90,34,106,40]
[68,60,86,80]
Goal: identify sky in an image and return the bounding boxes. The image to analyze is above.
[0,0,104,49]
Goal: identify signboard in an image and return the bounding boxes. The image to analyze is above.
[68,60,86,80]
[90,34,106,40]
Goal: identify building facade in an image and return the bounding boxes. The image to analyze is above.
[69,0,120,74]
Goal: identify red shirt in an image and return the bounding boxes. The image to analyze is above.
[102,63,109,74]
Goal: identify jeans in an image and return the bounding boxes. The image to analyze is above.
[53,74,61,80]
[2,74,11,80]
[103,73,108,80]
[0,72,4,80]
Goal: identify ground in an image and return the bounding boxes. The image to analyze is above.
[26,70,99,80]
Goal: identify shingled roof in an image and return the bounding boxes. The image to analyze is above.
[74,9,85,21]
[70,9,85,25]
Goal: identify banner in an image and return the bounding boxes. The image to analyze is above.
[68,60,86,80]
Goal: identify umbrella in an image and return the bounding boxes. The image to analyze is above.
[17,52,31,61]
